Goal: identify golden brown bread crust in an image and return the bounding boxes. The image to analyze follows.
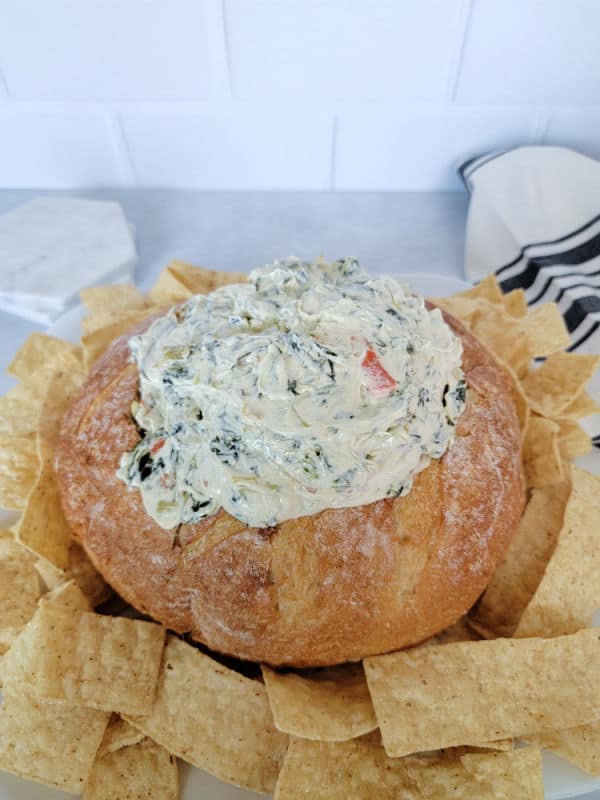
[55,309,525,667]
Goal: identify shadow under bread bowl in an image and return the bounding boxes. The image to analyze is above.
[55,305,524,668]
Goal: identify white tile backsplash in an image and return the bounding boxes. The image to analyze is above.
[0,111,124,187]
[0,0,214,101]
[225,0,463,102]
[335,109,538,190]
[543,113,600,162]
[121,108,333,189]
[457,0,600,105]
[0,2,598,189]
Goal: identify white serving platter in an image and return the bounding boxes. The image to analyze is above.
[1,272,599,799]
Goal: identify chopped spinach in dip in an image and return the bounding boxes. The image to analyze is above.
[118,258,466,529]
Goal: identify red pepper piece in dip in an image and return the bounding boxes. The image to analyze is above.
[361,348,396,395]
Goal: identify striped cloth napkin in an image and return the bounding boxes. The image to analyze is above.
[460,145,600,453]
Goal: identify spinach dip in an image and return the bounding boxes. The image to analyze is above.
[118,258,466,529]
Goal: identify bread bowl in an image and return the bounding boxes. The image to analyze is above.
[56,259,525,667]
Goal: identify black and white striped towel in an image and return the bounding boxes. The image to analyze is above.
[460,145,600,454]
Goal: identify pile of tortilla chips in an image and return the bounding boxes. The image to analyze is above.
[0,262,599,798]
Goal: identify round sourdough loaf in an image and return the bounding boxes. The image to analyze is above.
[56,309,524,667]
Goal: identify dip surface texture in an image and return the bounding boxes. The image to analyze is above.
[118,258,466,528]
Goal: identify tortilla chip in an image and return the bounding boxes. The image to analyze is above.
[0,434,39,510]
[425,617,481,646]
[1,526,16,542]
[82,309,156,370]
[1,579,90,691]
[0,535,40,654]
[147,261,246,307]
[502,288,528,318]
[168,260,246,295]
[436,744,514,760]
[262,663,377,742]
[0,691,110,795]
[523,415,564,488]
[39,579,92,613]
[125,636,288,794]
[423,621,509,755]
[83,736,178,800]
[0,382,44,437]
[445,296,570,371]
[435,297,532,376]
[464,617,497,640]
[0,593,110,793]
[363,628,600,757]
[16,460,71,569]
[28,604,165,715]
[82,305,160,337]
[97,716,146,759]
[515,467,600,638]
[437,297,531,374]
[67,543,112,606]
[453,274,504,305]
[470,476,571,637]
[469,304,532,376]
[80,283,146,315]
[459,748,543,797]
[527,720,600,776]
[557,420,593,460]
[558,391,600,420]
[462,739,515,753]
[83,737,178,800]
[37,368,85,450]
[34,554,66,590]
[8,333,82,383]
[432,296,485,327]
[147,267,194,307]
[273,735,543,799]
[519,303,571,357]
[521,352,600,417]
[35,542,112,607]
[12,373,80,418]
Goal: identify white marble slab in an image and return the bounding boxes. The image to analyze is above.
[0,196,137,322]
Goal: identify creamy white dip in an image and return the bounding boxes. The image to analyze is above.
[118,258,466,529]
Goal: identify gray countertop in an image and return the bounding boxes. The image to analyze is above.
[0,189,468,394]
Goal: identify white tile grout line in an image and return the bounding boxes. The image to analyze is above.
[446,0,474,103]
[0,62,10,99]
[220,0,235,99]
[1,96,600,118]
[105,112,137,187]
[198,0,232,99]
[329,113,338,191]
